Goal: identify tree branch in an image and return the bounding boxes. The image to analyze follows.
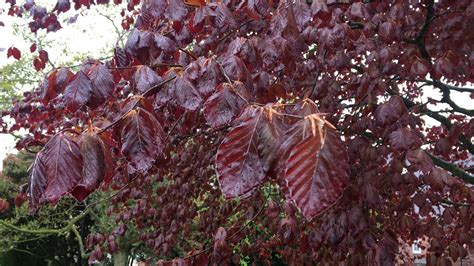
[434,80,474,116]
[71,224,88,259]
[0,208,90,235]
[388,88,474,154]
[429,154,474,184]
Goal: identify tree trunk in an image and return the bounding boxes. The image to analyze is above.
[113,249,129,266]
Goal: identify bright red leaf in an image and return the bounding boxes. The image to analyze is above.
[216,105,286,198]
[277,114,349,220]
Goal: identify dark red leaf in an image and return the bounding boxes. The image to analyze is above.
[144,0,167,18]
[119,108,166,174]
[33,57,45,71]
[165,0,188,21]
[379,21,396,42]
[374,96,407,126]
[388,127,422,151]
[410,59,429,77]
[172,75,203,111]
[63,71,93,112]
[423,168,458,191]
[134,65,163,94]
[221,55,252,89]
[40,133,83,205]
[39,49,48,63]
[203,82,249,128]
[375,232,398,265]
[246,0,269,20]
[154,34,177,52]
[125,29,140,57]
[114,45,130,67]
[216,105,286,198]
[281,6,300,43]
[54,0,71,13]
[406,149,434,175]
[82,63,114,107]
[40,67,74,104]
[7,47,21,60]
[277,114,349,220]
[30,43,37,53]
[215,3,237,29]
[28,151,48,211]
[186,57,222,97]
[213,226,231,262]
[70,134,108,201]
[434,56,454,79]
[348,2,368,20]
[279,217,299,244]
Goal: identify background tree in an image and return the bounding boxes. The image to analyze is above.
[1,0,474,265]
[0,2,127,265]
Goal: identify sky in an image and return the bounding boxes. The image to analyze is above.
[0,1,123,170]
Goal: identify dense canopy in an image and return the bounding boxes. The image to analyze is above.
[1,0,474,264]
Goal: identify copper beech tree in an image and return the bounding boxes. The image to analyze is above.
[1,0,474,264]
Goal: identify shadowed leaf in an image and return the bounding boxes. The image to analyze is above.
[63,71,93,112]
[119,108,166,174]
[203,82,249,128]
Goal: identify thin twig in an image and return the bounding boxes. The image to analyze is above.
[86,175,140,208]
[216,61,249,105]
[97,76,176,134]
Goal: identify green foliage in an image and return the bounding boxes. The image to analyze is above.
[0,57,42,110]
[2,151,35,184]
[0,188,90,266]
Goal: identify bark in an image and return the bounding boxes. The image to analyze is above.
[113,249,129,266]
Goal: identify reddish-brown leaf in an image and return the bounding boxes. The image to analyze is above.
[70,134,107,201]
[277,114,349,220]
[406,149,434,175]
[375,232,398,265]
[30,43,37,53]
[221,55,252,89]
[203,82,249,128]
[63,71,93,112]
[28,151,48,211]
[41,133,83,205]
[119,108,166,174]
[410,59,429,78]
[154,34,177,52]
[388,127,422,151]
[83,63,115,108]
[40,67,74,105]
[39,49,48,63]
[7,46,21,60]
[374,95,407,126]
[53,0,71,13]
[165,0,188,21]
[33,57,45,71]
[134,65,163,94]
[215,3,237,29]
[193,58,223,97]
[216,105,286,198]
